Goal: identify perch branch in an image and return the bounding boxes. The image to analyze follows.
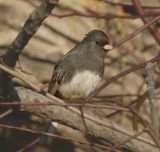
[8,87,158,152]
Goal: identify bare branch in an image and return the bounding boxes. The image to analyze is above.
[145,63,159,131]
[132,0,160,46]
[0,0,59,97]
[87,53,160,101]
[7,87,158,152]
[129,106,160,149]
[113,16,160,48]
[104,0,160,10]
[17,137,40,152]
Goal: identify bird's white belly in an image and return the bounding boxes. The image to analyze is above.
[58,70,101,99]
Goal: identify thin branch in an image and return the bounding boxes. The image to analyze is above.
[0,101,129,111]
[107,130,145,152]
[0,109,13,119]
[0,123,112,151]
[104,0,160,10]
[86,16,160,101]
[51,12,160,20]
[145,63,159,131]
[129,106,160,150]
[131,82,160,130]
[17,137,40,152]
[113,16,160,48]
[87,53,160,101]
[132,0,160,46]
[27,0,160,20]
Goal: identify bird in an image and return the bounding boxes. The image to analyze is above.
[48,29,112,100]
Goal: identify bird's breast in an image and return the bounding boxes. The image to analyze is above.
[58,70,101,99]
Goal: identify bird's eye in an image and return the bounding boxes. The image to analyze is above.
[96,41,100,45]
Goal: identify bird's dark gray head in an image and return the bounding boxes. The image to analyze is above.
[83,30,112,52]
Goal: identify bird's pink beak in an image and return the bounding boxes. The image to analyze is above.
[103,44,113,52]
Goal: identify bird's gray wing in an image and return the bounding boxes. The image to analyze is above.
[48,50,76,95]
[48,63,65,95]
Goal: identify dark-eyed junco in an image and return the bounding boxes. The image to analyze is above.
[48,30,112,99]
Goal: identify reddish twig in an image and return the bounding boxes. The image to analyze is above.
[104,0,160,10]
[0,123,112,151]
[13,87,158,149]
[51,12,160,20]
[27,0,160,20]
[107,130,145,152]
[113,16,160,48]
[128,106,160,150]
[0,101,129,111]
[17,137,40,152]
[87,53,160,101]
[86,16,160,100]
[132,0,160,46]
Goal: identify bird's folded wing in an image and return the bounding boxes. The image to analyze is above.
[48,65,65,95]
